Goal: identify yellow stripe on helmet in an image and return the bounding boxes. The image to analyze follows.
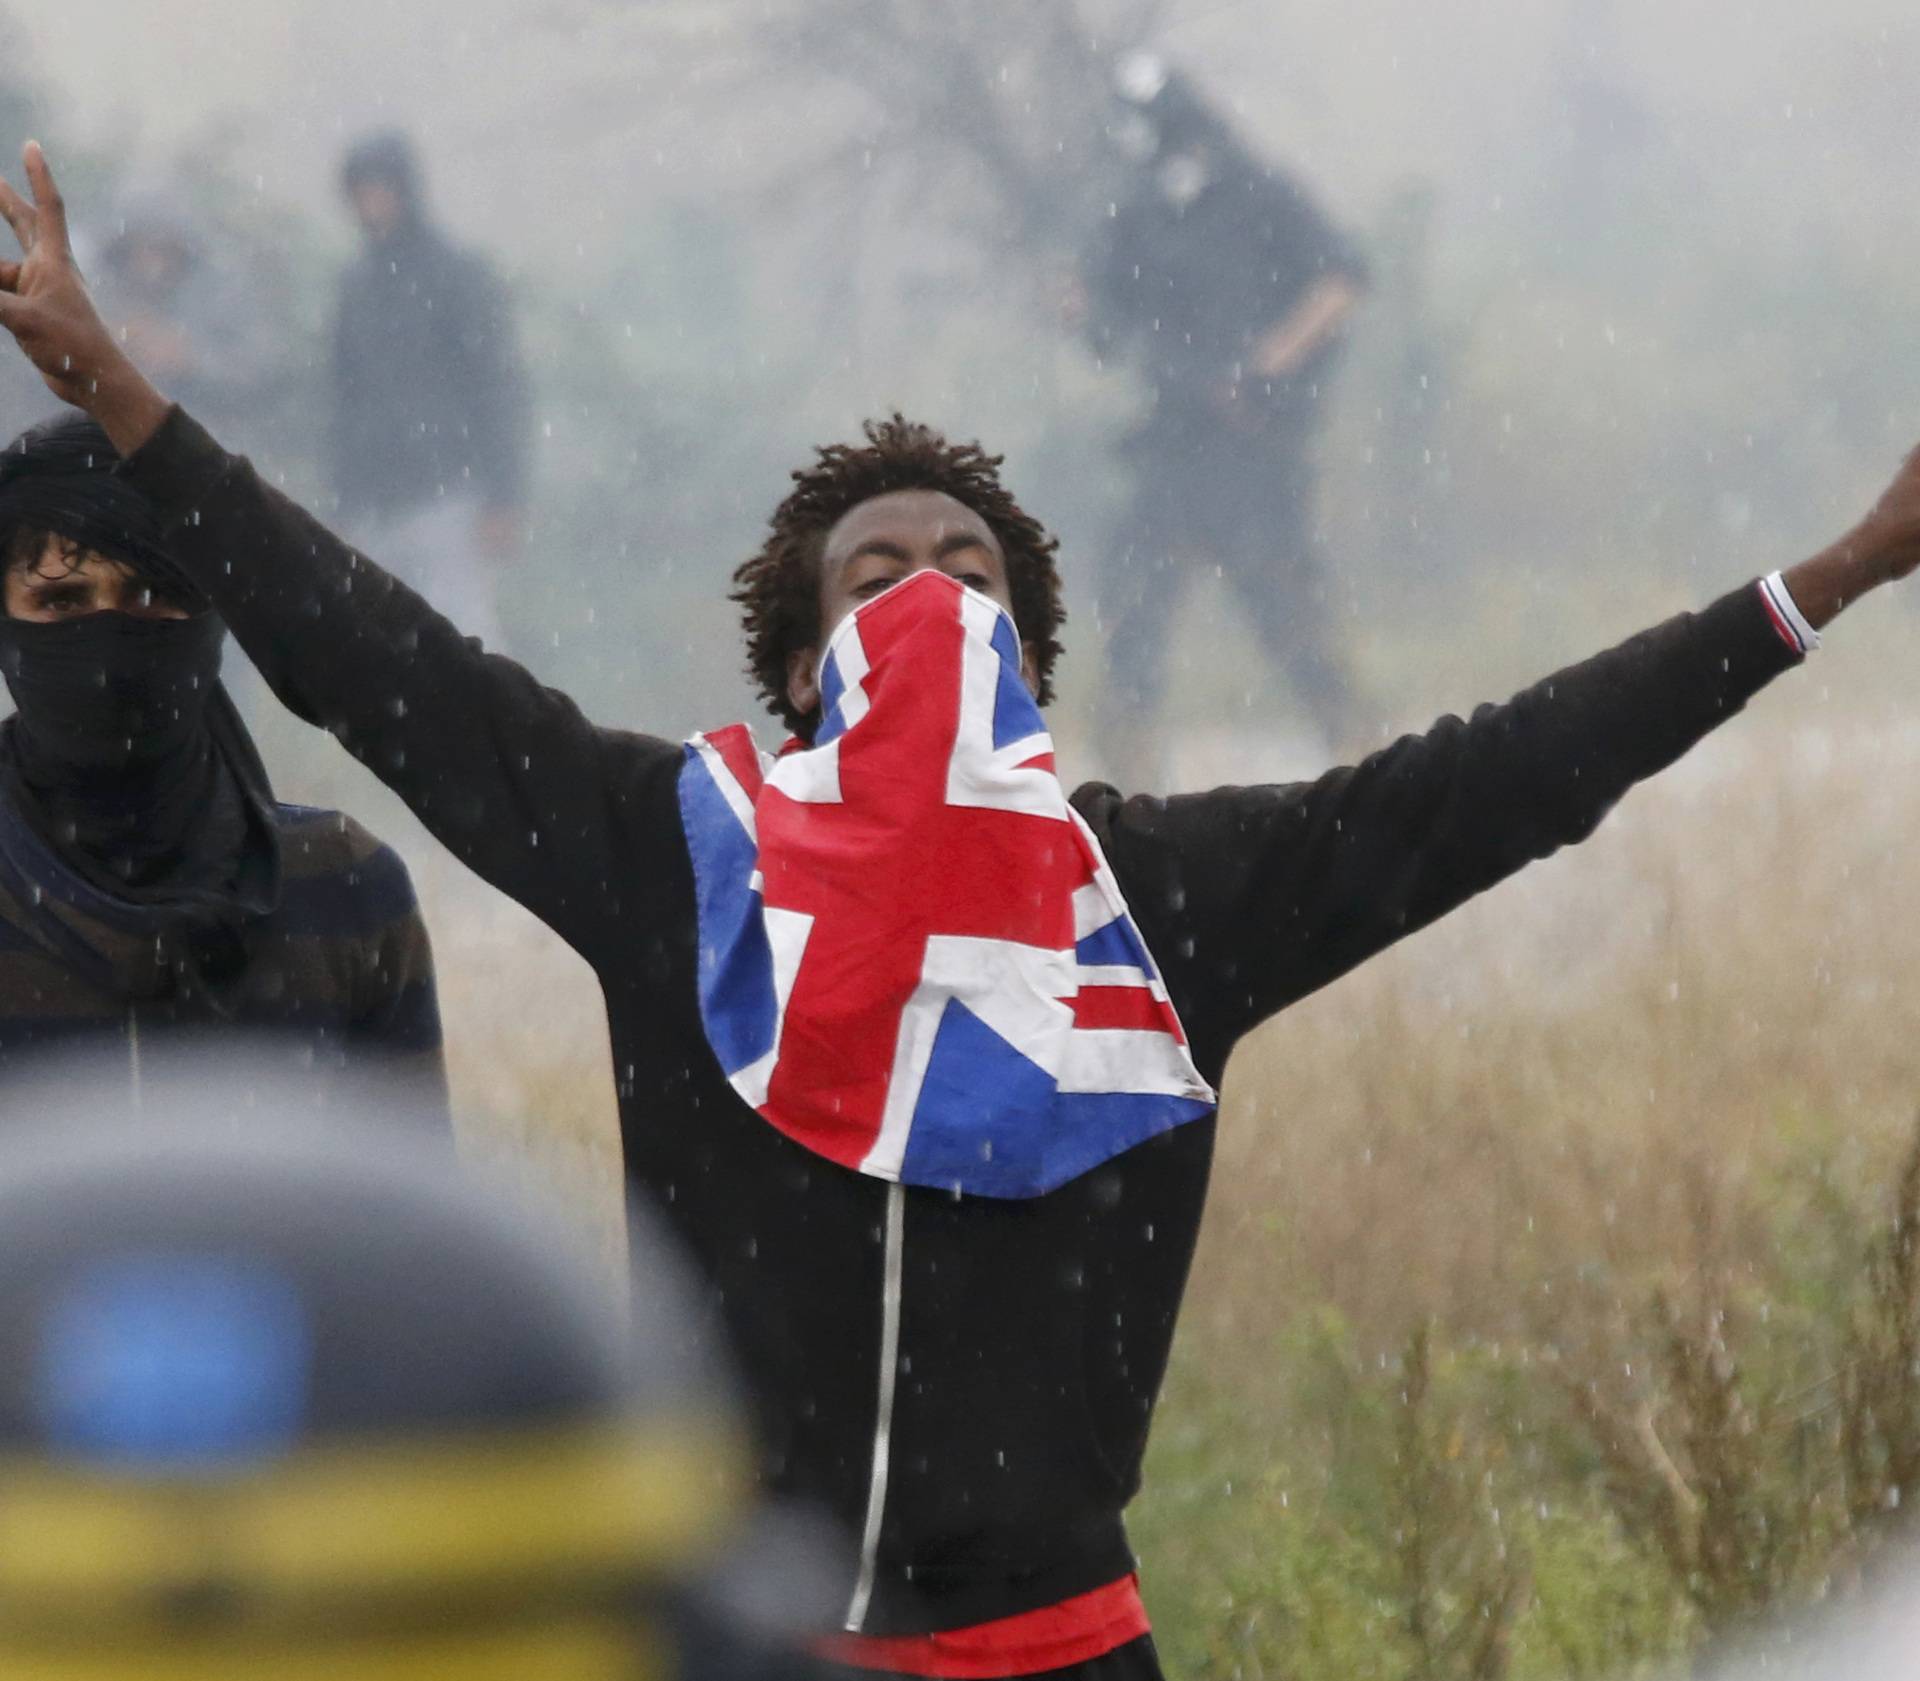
[0,1416,746,1622]
[0,1616,659,1681]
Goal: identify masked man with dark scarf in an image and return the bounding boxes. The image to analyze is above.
[7,142,1920,1681]
[0,410,448,1108]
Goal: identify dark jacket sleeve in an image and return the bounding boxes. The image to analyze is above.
[121,407,682,971]
[1080,584,1801,1074]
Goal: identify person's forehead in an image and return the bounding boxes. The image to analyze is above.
[19,540,132,581]
[823,490,1001,561]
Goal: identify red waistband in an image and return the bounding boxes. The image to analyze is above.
[816,1574,1150,1679]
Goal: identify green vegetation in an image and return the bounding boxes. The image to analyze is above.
[1132,1177,1920,1681]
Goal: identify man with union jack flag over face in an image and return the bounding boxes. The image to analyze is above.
[8,139,1920,1681]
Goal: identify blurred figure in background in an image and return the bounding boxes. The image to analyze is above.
[0,414,446,1107]
[0,1063,817,1680]
[90,187,280,450]
[1079,52,1367,774]
[331,130,530,650]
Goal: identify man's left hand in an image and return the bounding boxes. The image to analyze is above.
[1781,444,1920,630]
[1851,444,1920,584]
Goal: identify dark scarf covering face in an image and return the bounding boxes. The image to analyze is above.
[0,610,269,893]
[0,417,278,983]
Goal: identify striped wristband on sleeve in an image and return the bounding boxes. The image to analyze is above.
[1757,571,1820,655]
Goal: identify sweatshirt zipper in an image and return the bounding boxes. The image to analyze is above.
[128,1008,143,1117]
[845,1180,906,1631]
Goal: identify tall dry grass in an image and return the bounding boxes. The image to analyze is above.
[1196,720,1920,1362]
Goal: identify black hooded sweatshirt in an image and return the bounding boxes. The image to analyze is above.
[121,407,1802,1636]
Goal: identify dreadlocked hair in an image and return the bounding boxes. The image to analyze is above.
[731,414,1067,738]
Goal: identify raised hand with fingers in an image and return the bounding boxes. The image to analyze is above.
[0,141,169,455]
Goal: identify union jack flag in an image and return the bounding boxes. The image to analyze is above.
[678,570,1215,1198]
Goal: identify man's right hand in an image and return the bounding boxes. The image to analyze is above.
[0,142,170,456]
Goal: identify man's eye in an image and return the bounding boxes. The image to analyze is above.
[958,574,993,593]
[855,578,896,599]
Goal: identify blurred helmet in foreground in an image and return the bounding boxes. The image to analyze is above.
[0,1056,750,1680]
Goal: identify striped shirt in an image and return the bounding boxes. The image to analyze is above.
[0,793,446,1117]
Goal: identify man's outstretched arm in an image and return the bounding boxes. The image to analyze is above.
[1089,450,1920,1070]
[0,144,673,966]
